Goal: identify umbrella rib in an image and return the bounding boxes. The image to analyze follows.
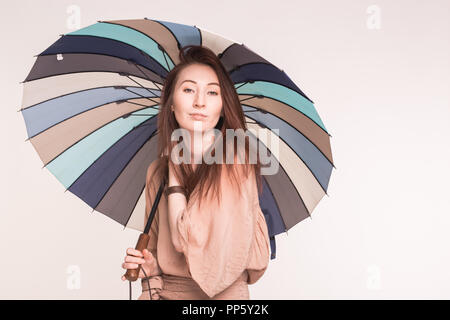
[131,121,156,130]
[125,114,155,117]
[92,129,158,218]
[26,95,158,143]
[261,175,288,236]
[245,113,329,195]
[244,109,266,113]
[40,102,157,167]
[120,87,160,105]
[239,95,263,103]
[242,104,335,169]
[235,81,249,90]
[149,18,183,55]
[99,20,175,69]
[162,51,170,71]
[67,119,157,199]
[234,78,329,133]
[229,62,314,103]
[121,73,160,97]
[45,32,169,79]
[118,100,159,109]
[131,62,163,91]
[260,143,313,222]
[239,94,333,148]
[248,130,313,223]
[20,79,161,112]
[122,183,146,231]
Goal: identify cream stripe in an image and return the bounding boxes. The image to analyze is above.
[126,187,147,232]
[198,27,235,55]
[246,121,325,214]
[22,71,161,109]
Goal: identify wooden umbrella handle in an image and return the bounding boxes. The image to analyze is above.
[123,233,150,282]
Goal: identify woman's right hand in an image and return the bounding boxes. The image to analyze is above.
[121,248,161,281]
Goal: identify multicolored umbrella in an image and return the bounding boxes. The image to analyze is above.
[20,18,334,264]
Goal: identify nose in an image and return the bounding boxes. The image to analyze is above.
[194,90,206,108]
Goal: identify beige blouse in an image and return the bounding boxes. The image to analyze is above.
[138,159,270,300]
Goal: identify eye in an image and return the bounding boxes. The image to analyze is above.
[183,88,193,93]
[209,91,218,95]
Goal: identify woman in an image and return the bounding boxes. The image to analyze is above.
[120,45,270,300]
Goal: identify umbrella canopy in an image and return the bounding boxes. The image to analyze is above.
[20,18,334,260]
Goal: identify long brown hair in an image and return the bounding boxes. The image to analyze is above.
[153,45,262,208]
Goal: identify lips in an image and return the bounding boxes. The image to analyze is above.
[190,113,207,119]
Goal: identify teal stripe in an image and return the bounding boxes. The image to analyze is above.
[66,22,174,71]
[46,107,159,189]
[163,51,175,71]
[236,81,327,132]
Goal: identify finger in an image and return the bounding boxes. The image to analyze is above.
[125,256,146,264]
[123,262,139,269]
[122,261,141,269]
[121,275,125,281]
[126,248,143,257]
[142,249,154,261]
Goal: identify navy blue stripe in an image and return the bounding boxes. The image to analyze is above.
[68,116,158,225]
[40,35,168,78]
[230,62,312,103]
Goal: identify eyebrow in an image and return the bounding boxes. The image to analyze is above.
[180,79,220,87]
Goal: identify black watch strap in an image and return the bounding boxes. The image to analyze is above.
[165,185,186,197]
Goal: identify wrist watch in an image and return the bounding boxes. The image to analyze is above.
[165,185,187,197]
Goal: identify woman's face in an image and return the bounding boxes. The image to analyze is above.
[171,63,223,134]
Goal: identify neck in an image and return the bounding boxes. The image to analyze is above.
[185,129,215,165]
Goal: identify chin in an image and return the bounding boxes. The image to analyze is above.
[189,121,211,132]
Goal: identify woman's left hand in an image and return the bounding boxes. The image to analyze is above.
[121,248,161,280]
